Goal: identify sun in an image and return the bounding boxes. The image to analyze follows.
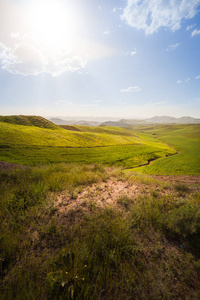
[28,0,80,48]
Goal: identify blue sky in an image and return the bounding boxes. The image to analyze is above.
[0,0,200,118]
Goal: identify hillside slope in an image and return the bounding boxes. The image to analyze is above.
[133,124,200,174]
[0,116,175,167]
[0,115,57,129]
[0,118,168,148]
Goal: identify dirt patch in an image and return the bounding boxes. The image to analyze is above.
[53,178,140,218]
[53,174,200,224]
[152,175,200,185]
[0,161,26,171]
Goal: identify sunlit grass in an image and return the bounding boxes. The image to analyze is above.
[1,118,200,298]
[0,119,175,168]
[132,124,200,175]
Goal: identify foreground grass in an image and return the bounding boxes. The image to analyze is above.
[1,164,200,299]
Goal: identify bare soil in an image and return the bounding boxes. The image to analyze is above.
[53,175,200,222]
[0,161,26,171]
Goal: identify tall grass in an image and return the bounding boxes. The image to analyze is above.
[1,164,200,299]
[0,164,110,296]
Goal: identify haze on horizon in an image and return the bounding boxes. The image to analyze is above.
[0,0,200,119]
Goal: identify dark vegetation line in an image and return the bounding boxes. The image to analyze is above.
[2,143,139,149]
[125,150,179,170]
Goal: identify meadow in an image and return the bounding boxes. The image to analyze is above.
[0,116,200,299]
[132,124,200,174]
[0,117,176,169]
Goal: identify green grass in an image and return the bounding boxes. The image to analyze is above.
[132,124,200,175]
[0,144,175,168]
[1,164,200,299]
[0,117,199,174]
[0,115,57,129]
[1,116,200,298]
[0,118,175,168]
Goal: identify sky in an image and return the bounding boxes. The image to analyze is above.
[0,0,200,119]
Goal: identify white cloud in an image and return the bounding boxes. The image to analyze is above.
[10,32,20,39]
[186,24,195,31]
[0,41,87,76]
[166,43,180,51]
[195,75,200,79]
[191,29,200,36]
[131,49,137,55]
[103,30,110,35]
[177,78,191,84]
[121,86,141,92]
[124,49,137,56]
[112,7,123,13]
[121,0,200,35]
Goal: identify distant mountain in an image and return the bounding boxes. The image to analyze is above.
[76,120,101,126]
[100,121,128,127]
[49,118,67,125]
[49,118,100,126]
[145,116,200,124]
[49,115,200,127]
[101,116,200,126]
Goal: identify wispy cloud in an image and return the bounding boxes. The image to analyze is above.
[121,86,141,93]
[130,49,137,56]
[103,30,110,35]
[121,0,200,35]
[195,75,200,79]
[191,29,200,37]
[124,49,137,56]
[177,78,190,84]
[166,43,180,51]
[112,7,123,13]
[186,24,195,31]
[0,41,87,76]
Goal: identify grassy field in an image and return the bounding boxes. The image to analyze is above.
[1,116,200,299]
[0,117,175,168]
[132,124,200,175]
[1,164,200,299]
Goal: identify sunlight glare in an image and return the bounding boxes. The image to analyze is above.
[28,0,80,48]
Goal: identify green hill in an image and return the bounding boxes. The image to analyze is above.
[133,124,200,174]
[0,116,175,167]
[0,115,57,129]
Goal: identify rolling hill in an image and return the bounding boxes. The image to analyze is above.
[0,115,175,168]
